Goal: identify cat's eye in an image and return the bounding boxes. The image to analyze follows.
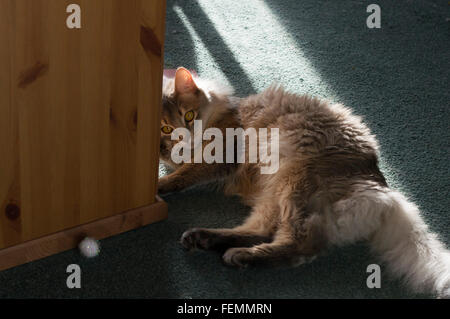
[184,110,195,122]
[161,126,173,134]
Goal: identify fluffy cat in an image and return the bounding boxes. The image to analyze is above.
[158,67,450,298]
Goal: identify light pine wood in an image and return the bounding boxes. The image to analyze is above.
[0,196,167,271]
[0,0,166,250]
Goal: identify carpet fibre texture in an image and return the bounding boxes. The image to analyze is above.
[0,0,448,298]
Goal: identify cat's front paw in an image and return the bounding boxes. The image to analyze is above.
[180,228,215,250]
[158,175,183,194]
[222,247,253,268]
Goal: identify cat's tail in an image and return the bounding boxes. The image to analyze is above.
[370,190,450,298]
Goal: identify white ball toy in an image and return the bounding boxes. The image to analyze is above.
[78,237,100,258]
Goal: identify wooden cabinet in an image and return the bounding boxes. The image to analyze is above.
[0,0,167,270]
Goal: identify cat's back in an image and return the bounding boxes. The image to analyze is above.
[238,85,323,129]
[238,85,379,156]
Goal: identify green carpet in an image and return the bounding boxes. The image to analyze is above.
[0,0,448,298]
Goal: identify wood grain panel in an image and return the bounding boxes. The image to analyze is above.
[0,196,167,271]
[0,0,166,249]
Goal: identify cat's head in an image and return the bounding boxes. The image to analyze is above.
[160,67,233,167]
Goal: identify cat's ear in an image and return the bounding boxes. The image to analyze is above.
[175,67,198,95]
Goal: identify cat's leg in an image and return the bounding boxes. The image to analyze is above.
[222,213,327,267]
[158,162,236,194]
[180,228,271,252]
[181,204,277,251]
[219,169,328,267]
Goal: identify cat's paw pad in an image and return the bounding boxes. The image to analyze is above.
[180,228,213,250]
[222,247,253,268]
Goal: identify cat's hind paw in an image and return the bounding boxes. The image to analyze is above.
[180,228,214,251]
[222,247,253,268]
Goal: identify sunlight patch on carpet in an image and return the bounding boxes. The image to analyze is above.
[196,0,337,99]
